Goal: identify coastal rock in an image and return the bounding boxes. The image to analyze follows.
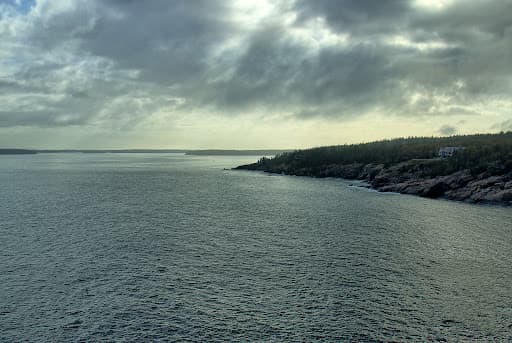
[469,176,503,190]
[378,182,407,193]
[474,188,512,203]
[438,170,473,188]
[358,164,384,181]
[403,182,431,195]
[235,156,512,205]
[491,189,512,202]
[422,180,450,198]
[372,167,402,187]
[445,187,473,201]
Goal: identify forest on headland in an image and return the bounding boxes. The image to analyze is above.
[235,132,512,205]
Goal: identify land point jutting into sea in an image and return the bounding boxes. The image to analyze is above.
[235,132,512,205]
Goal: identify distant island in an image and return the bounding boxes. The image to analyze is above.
[235,132,512,205]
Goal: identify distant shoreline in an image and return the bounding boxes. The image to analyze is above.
[0,149,290,156]
[0,149,38,155]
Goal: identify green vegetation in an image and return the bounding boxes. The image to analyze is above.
[243,132,512,178]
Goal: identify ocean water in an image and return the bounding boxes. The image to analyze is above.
[1,153,511,342]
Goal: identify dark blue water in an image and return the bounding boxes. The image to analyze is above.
[1,153,511,342]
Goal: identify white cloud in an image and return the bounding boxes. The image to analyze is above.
[413,0,455,11]
[387,34,454,51]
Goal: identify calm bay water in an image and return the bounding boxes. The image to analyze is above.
[1,153,511,342]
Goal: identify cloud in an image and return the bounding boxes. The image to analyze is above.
[0,0,511,130]
[438,124,457,136]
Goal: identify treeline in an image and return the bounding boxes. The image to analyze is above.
[252,132,512,177]
[0,149,37,155]
[186,149,291,156]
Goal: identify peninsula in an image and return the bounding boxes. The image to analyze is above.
[235,132,512,205]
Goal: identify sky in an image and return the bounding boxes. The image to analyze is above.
[0,0,511,149]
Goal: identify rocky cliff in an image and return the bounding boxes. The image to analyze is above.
[235,159,512,205]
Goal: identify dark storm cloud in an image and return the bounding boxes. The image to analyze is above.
[77,1,233,85]
[196,26,412,118]
[0,0,511,128]
[298,0,512,88]
[294,0,411,35]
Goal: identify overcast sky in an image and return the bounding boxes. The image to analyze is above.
[1,0,511,149]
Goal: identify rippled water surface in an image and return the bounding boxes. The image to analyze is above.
[1,153,512,342]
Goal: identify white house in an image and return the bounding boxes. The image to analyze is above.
[438,146,465,158]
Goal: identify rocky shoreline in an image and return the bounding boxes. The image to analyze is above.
[235,159,512,206]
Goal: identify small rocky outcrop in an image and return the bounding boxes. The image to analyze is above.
[370,169,512,205]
